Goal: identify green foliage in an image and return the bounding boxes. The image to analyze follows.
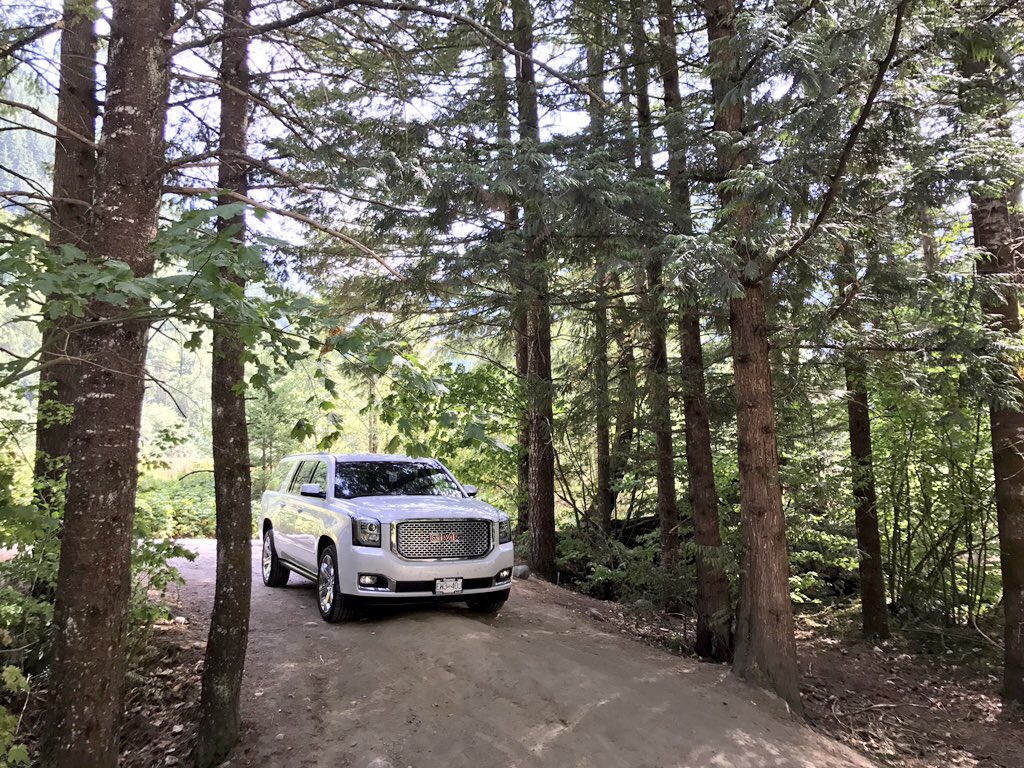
[0,665,30,768]
[556,529,670,604]
[378,360,517,509]
[135,473,217,539]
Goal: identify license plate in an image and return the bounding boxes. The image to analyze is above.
[435,577,463,595]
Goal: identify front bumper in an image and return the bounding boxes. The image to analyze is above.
[337,541,515,600]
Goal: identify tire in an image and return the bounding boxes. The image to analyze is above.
[261,529,290,587]
[466,590,510,614]
[317,544,358,623]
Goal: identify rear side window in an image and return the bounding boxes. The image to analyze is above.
[309,461,328,491]
[288,460,315,493]
[268,460,296,492]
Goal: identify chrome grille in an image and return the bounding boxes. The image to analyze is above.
[394,519,491,560]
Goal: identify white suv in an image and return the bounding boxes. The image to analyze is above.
[259,453,514,622]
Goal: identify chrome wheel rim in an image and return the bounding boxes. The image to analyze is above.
[262,534,273,580]
[318,556,335,614]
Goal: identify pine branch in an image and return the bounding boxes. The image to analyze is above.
[763,0,912,280]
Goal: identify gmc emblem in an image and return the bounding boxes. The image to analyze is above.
[429,532,461,544]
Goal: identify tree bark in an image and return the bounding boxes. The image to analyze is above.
[657,0,733,660]
[594,284,613,532]
[844,357,890,639]
[609,282,636,517]
[728,282,802,710]
[587,14,612,533]
[514,307,530,534]
[702,0,801,709]
[512,0,556,579]
[486,9,529,536]
[630,0,679,582]
[34,0,98,506]
[679,309,734,659]
[646,257,680,578]
[46,1,174,764]
[195,0,254,764]
[959,35,1024,707]
[838,250,890,640]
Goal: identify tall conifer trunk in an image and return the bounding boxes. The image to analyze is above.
[838,252,890,640]
[958,38,1024,704]
[702,0,801,709]
[588,14,613,533]
[47,1,174,763]
[630,0,680,581]
[609,279,637,516]
[195,0,254,763]
[34,0,98,504]
[656,0,733,660]
[512,0,556,578]
[844,357,890,638]
[486,7,529,535]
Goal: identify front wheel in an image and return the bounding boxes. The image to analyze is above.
[262,530,289,587]
[466,590,509,614]
[317,544,358,623]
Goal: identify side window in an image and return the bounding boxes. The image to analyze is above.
[288,461,314,494]
[268,460,295,492]
[308,461,328,492]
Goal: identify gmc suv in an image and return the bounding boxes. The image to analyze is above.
[259,453,514,622]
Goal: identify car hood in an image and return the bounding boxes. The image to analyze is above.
[339,495,505,523]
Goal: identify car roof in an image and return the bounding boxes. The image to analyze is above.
[281,452,437,464]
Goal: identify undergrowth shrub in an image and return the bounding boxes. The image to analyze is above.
[556,528,671,603]
[135,472,216,538]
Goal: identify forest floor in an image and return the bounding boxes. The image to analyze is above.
[117,539,1023,768]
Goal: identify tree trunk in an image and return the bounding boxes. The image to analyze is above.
[657,0,733,659]
[195,1,254,764]
[844,357,890,639]
[838,249,889,640]
[679,309,734,660]
[46,1,174,764]
[609,284,636,517]
[729,282,802,710]
[958,40,1024,706]
[487,10,529,536]
[514,307,530,534]
[594,285,613,532]
[512,0,556,579]
[588,15,612,533]
[646,258,680,578]
[630,0,679,581]
[702,0,801,709]
[973,197,1024,703]
[34,0,98,506]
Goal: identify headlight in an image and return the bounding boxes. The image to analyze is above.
[498,517,512,544]
[351,516,382,547]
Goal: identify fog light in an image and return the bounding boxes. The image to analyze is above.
[358,573,387,589]
[496,568,512,583]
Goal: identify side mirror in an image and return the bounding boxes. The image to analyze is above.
[300,483,325,498]
[463,484,478,497]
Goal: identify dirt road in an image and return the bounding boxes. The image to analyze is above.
[171,540,872,768]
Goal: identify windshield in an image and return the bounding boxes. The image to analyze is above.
[334,461,464,499]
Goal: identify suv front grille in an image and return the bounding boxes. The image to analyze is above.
[394,519,491,560]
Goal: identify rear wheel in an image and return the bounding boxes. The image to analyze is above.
[466,590,509,614]
[317,544,358,623]
[262,529,289,587]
